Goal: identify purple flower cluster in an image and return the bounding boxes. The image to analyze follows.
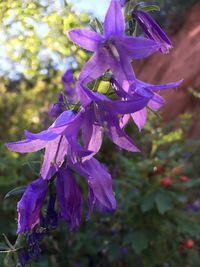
[6,0,182,236]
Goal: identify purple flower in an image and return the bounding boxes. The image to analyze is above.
[6,110,92,180]
[56,166,83,229]
[68,0,161,90]
[43,194,58,230]
[49,102,64,118]
[62,70,78,104]
[17,249,30,267]
[17,177,48,234]
[120,246,129,256]
[133,10,173,54]
[111,77,183,130]
[188,199,200,213]
[62,69,74,85]
[77,82,153,154]
[69,157,117,218]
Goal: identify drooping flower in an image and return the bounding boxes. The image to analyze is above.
[6,110,92,180]
[17,177,48,234]
[56,166,83,229]
[111,77,183,130]
[68,0,161,90]
[50,82,153,157]
[133,9,173,54]
[68,157,117,219]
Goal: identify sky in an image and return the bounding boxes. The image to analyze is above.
[68,0,110,19]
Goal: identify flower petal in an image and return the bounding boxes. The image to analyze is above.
[82,109,103,159]
[6,139,46,153]
[137,79,183,91]
[78,48,109,85]
[120,114,130,128]
[104,0,125,38]
[17,177,48,234]
[148,93,165,110]
[131,107,147,131]
[40,136,68,180]
[56,166,83,229]
[120,36,160,59]
[69,158,117,217]
[105,112,140,152]
[68,29,103,52]
[109,48,136,92]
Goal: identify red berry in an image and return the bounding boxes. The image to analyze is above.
[184,239,194,249]
[172,166,183,176]
[161,177,172,188]
[153,164,164,174]
[179,176,189,183]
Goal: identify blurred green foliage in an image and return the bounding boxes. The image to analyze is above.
[0,0,200,266]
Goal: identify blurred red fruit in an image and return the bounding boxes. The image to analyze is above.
[179,176,189,183]
[161,177,172,188]
[153,164,164,174]
[172,166,183,176]
[184,239,194,249]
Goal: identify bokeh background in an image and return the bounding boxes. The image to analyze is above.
[0,0,200,266]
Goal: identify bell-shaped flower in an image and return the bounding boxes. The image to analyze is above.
[56,166,84,229]
[17,177,48,234]
[6,110,92,180]
[77,83,153,155]
[133,10,173,54]
[68,0,161,90]
[69,157,117,219]
[112,77,183,130]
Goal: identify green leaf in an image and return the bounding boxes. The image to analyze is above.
[131,232,148,255]
[4,186,27,199]
[140,193,155,212]
[141,5,160,12]
[94,18,103,34]
[155,192,173,214]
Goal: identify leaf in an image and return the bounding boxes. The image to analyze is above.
[4,186,27,199]
[141,5,160,12]
[175,214,200,235]
[94,18,103,34]
[131,232,148,255]
[140,193,155,212]
[155,192,173,214]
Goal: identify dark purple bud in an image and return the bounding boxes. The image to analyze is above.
[49,103,63,118]
[188,199,200,213]
[27,232,42,261]
[44,194,59,230]
[133,10,172,54]
[56,166,83,230]
[58,93,65,103]
[17,249,30,267]
[120,246,129,256]
[62,69,74,86]
[17,177,48,234]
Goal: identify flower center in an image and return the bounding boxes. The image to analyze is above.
[103,39,120,61]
